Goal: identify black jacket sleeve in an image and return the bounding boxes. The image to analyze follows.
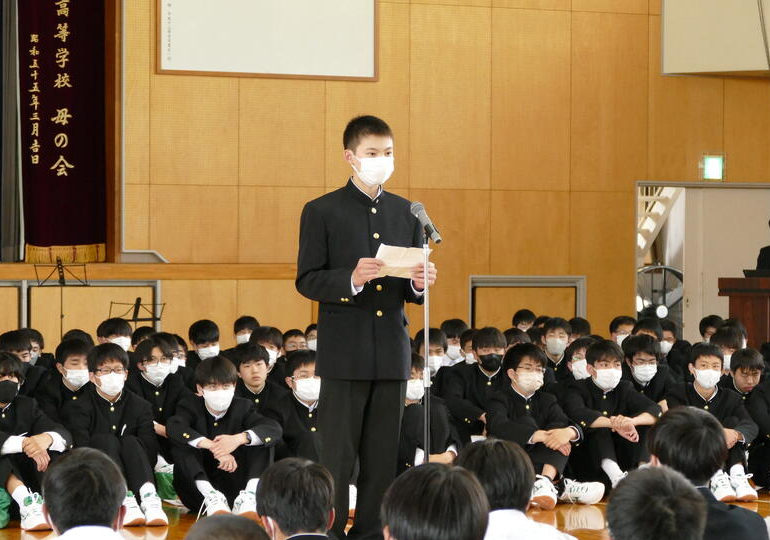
[167,397,206,446]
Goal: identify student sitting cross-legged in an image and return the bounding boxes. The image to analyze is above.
[620,334,671,411]
[167,356,282,519]
[487,343,604,509]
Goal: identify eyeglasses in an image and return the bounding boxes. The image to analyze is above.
[175,350,187,359]
[632,358,657,366]
[291,374,319,381]
[145,356,172,367]
[95,367,125,376]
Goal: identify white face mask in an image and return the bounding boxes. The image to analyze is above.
[615,333,629,347]
[294,377,321,402]
[109,336,132,352]
[516,324,531,332]
[64,368,90,390]
[515,371,544,394]
[593,368,622,392]
[307,339,317,351]
[464,351,476,365]
[406,379,425,401]
[659,340,673,356]
[98,372,125,396]
[145,362,172,386]
[266,348,279,367]
[446,345,462,361]
[742,338,748,349]
[235,333,251,345]
[546,337,568,356]
[169,357,180,374]
[197,344,220,360]
[351,156,394,187]
[427,356,443,376]
[30,351,40,366]
[571,358,591,380]
[723,354,732,371]
[203,387,235,412]
[632,364,657,384]
[694,368,721,390]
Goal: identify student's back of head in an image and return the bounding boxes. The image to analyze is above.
[455,438,533,512]
[607,466,706,540]
[186,514,269,540]
[381,463,489,540]
[42,448,126,534]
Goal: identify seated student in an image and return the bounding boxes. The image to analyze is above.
[710,326,744,374]
[187,319,222,375]
[660,319,691,382]
[512,309,536,332]
[609,316,637,347]
[21,329,53,370]
[35,338,93,422]
[305,323,318,351]
[648,407,768,540]
[441,319,470,366]
[503,328,531,351]
[719,347,763,400]
[460,328,477,364]
[234,315,260,346]
[457,439,579,540]
[700,314,725,344]
[62,328,94,346]
[665,343,758,502]
[255,458,334,540]
[540,318,572,381]
[563,340,661,488]
[621,334,671,410]
[96,318,132,352]
[186,514,269,540]
[533,315,551,329]
[0,330,48,398]
[125,336,192,465]
[61,343,166,527]
[130,327,155,351]
[167,356,281,517]
[250,327,284,384]
[283,329,308,353]
[607,467,707,540]
[745,350,770,488]
[414,327,448,378]
[398,355,458,474]
[231,342,288,418]
[723,318,749,349]
[487,344,604,509]
[542,336,599,403]
[0,353,71,531]
[382,463,489,540]
[443,327,508,445]
[272,350,322,462]
[568,317,591,341]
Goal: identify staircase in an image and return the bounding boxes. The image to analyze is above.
[636,186,683,267]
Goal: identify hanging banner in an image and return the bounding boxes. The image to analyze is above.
[18,0,106,263]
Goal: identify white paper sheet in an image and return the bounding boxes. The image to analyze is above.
[374,244,431,279]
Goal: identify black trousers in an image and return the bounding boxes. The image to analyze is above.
[0,451,65,494]
[319,378,406,540]
[527,443,569,477]
[749,441,770,486]
[171,443,272,511]
[90,434,154,496]
[569,428,650,485]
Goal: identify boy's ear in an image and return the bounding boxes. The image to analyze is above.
[195,384,204,396]
[284,377,293,389]
[586,363,597,377]
[506,368,516,381]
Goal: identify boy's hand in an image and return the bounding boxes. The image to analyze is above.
[428,451,456,464]
[154,424,167,438]
[217,453,238,473]
[410,262,437,291]
[724,428,741,449]
[543,428,574,450]
[210,433,246,458]
[23,434,52,472]
[352,258,385,287]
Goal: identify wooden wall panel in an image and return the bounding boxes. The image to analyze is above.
[123,0,150,185]
[413,0,491,6]
[475,287,576,330]
[572,0,648,13]
[409,4,491,190]
[160,280,238,349]
[0,288,19,335]
[724,78,770,181]
[124,184,150,250]
[236,280,313,335]
[493,0,570,10]
[649,0,661,15]
[571,12,648,191]
[648,17,724,181]
[492,8,571,191]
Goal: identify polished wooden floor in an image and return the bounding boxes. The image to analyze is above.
[0,496,768,540]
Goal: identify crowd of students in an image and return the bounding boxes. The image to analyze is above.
[0,308,768,538]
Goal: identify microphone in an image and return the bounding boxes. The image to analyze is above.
[410,202,442,244]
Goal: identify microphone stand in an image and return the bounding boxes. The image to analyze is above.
[422,232,432,460]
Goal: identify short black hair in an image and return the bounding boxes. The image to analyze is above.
[381,463,489,540]
[689,342,723,367]
[414,328,448,353]
[660,319,678,338]
[512,309,536,327]
[565,336,599,361]
[87,343,128,372]
[699,315,724,337]
[62,329,95,347]
[411,353,425,371]
[55,339,93,366]
[96,318,131,338]
[503,343,547,372]
[0,330,31,353]
[21,328,45,349]
[189,319,219,345]
[131,326,155,347]
[343,115,393,151]
[723,318,748,339]
[586,340,623,366]
[186,515,269,540]
[709,326,742,350]
[234,315,260,335]
[282,329,306,342]
[0,353,24,384]
[503,328,531,347]
[231,342,269,369]
[256,458,333,536]
[460,329,477,349]
[622,334,660,361]
[648,407,727,485]
[174,334,189,351]
[134,337,173,364]
[195,356,238,387]
[526,327,543,345]
[542,317,571,335]
[305,323,317,335]
[285,350,316,377]
[607,466,707,540]
[153,332,180,354]
[533,315,551,328]
[632,318,663,341]
[250,326,283,350]
[730,348,764,373]
[455,438,534,512]
[42,448,126,533]
[472,327,506,351]
[440,319,469,340]
[610,316,637,334]
[568,317,591,337]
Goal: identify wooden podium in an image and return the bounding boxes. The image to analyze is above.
[718,278,770,347]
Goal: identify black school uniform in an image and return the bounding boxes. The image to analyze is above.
[33,353,56,372]
[488,385,582,477]
[717,374,754,402]
[548,354,571,382]
[19,363,47,399]
[167,395,282,510]
[234,379,288,422]
[667,340,693,383]
[270,391,321,462]
[745,381,770,485]
[697,486,769,540]
[34,376,90,423]
[442,363,508,444]
[563,379,661,483]
[666,383,757,468]
[397,395,459,475]
[0,396,72,493]
[621,363,671,403]
[61,385,157,496]
[266,356,288,386]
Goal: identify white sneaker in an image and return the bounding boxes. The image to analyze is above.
[530,475,558,510]
[710,470,736,502]
[349,484,357,511]
[559,478,606,505]
[122,492,146,527]
[730,472,759,502]
[610,471,628,488]
[140,493,169,527]
[232,490,257,521]
[197,489,230,520]
[19,492,50,531]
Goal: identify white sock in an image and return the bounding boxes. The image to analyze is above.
[195,480,215,497]
[730,464,746,477]
[140,482,157,500]
[601,459,624,485]
[11,485,32,506]
[156,454,170,468]
[246,478,259,494]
